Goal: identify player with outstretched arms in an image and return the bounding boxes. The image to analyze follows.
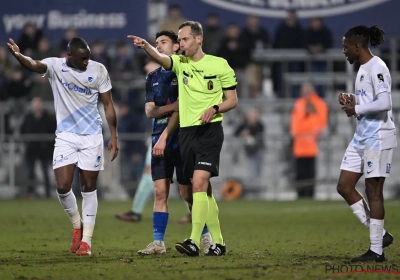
[7,37,119,256]
[338,25,396,262]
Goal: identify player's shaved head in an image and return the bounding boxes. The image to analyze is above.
[67,37,89,52]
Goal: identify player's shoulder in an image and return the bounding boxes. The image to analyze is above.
[88,59,108,71]
[370,56,389,73]
[146,67,162,79]
[41,57,63,65]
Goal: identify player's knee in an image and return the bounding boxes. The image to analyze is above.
[56,182,72,194]
[82,182,97,192]
[154,188,168,203]
[365,182,383,201]
[336,181,350,197]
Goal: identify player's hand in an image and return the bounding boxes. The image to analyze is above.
[171,100,179,112]
[338,93,353,106]
[127,35,148,49]
[199,107,216,124]
[343,98,356,117]
[153,138,166,157]
[7,38,20,57]
[108,136,119,161]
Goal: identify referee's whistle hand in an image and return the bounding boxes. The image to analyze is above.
[199,108,216,124]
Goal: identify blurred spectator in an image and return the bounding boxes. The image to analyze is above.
[234,108,265,180]
[17,22,43,54]
[240,15,270,98]
[202,13,225,55]
[32,37,57,60]
[30,75,53,101]
[110,40,135,81]
[273,9,306,97]
[0,67,32,101]
[217,23,248,98]
[59,28,79,51]
[90,40,111,69]
[290,83,328,199]
[161,4,187,33]
[0,46,16,100]
[306,17,333,97]
[20,97,56,198]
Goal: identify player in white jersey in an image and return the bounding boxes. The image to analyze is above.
[7,37,119,256]
[338,25,396,263]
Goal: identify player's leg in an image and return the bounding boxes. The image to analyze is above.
[351,149,393,262]
[138,155,172,255]
[115,146,153,222]
[76,169,99,256]
[53,132,81,253]
[74,134,104,256]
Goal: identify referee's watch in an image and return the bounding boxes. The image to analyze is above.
[213,105,219,114]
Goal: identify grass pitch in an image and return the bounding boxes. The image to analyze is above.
[1,199,400,279]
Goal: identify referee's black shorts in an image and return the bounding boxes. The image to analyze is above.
[179,121,224,179]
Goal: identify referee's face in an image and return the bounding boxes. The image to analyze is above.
[178,26,201,57]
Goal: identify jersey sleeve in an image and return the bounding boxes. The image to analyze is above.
[40,57,58,78]
[371,65,391,95]
[98,64,112,94]
[220,60,237,90]
[145,73,154,103]
[169,54,182,73]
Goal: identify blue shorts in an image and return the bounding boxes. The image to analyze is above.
[151,149,191,185]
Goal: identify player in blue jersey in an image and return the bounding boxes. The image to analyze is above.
[136,30,212,255]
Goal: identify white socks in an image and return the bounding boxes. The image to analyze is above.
[57,189,98,247]
[57,190,81,229]
[370,219,384,255]
[81,190,98,247]
[349,199,386,236]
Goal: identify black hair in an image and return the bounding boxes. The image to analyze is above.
[178,21,203,37]
[155,30,178,44]
[67,37,89,52]
[169,4,181,10]
[344,25,385,48]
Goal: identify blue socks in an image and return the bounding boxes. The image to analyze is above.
[153,212,169,241]
[202,225,209,235]
[132,174,153,214]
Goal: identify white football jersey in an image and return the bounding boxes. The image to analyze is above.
[41,57,112,135]
[351,56,397,150]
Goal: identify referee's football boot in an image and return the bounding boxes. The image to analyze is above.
[205,243,226,256]
[175,238,200,257]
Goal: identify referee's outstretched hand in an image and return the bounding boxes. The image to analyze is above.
[153,138,166,157]
[199,107,216,124]
[127,35,147,49]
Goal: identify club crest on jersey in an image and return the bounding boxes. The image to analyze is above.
[183,76,188,85]
[208,80,214,90]
[88,76,94,83]
[171,78,178,85]
[360,75,364,82]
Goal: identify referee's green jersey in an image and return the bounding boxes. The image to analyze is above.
[169,54,237,128]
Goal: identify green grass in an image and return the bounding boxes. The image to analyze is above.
[1,199,400,279]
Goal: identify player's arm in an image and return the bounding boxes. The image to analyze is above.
[7,38,47,74]
[127,35,171,70]
[153,112,180,157]
[100,91,119,161]
[354,70,391,115]
[145,102,178,119]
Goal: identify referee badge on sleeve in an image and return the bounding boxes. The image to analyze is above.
[207,80,213,90]
[183,76,188,85]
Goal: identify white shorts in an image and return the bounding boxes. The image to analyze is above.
[53,131,104,171]
[340,145,393,178]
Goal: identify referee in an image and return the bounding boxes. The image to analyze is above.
[128,21,238,256]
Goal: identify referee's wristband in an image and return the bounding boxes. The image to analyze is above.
[213,105,219,114]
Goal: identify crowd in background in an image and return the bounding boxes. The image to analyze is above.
[0,4,397,199]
